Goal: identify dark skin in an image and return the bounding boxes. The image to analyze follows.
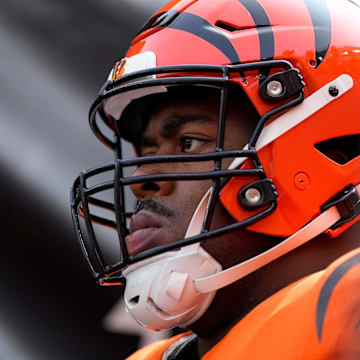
[128,91,360,357]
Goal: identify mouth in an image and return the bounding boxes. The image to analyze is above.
[125,210,164,256]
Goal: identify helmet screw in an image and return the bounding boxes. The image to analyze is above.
[245,188,262,205]
[266,80,283,97]
[328,86,339,97]
[294,172,310,191]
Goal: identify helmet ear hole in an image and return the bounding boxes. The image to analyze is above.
[315,135,360,165]
[141,182,160,192]
[129,296,140,305]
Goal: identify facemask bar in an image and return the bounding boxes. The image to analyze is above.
[89,60,303,150]
[71,60,305,285]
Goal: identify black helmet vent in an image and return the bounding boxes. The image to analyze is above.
[315,135,360,165]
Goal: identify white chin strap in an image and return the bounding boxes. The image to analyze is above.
[123,74,354,330]
[190,184,360,294]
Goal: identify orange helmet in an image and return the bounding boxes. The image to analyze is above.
[71,0,360,325]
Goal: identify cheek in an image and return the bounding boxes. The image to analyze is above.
[170,157,228,223]
[166,162,226,235]
[174,179,212,215]
[171,161,214,210]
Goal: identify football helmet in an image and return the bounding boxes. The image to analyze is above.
[71,0,360,330]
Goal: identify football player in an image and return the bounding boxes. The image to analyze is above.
[71,0,360,358]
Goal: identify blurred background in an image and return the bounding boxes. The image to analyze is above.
[0,1,169,359]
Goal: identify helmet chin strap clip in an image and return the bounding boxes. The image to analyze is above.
[321,185,360,229]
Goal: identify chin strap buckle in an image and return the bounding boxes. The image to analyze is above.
[322,185,360,229]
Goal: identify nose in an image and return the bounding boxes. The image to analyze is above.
[129,164,175,200]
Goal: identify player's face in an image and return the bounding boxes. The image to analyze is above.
[126,91,253,264]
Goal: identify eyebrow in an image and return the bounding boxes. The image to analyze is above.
[140,114,216,149]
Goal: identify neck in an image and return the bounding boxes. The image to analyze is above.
[196,326,231,358]
[189,268,268,357]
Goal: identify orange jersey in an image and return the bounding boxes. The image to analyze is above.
[127,248,360,360]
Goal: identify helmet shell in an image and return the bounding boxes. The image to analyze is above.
[122,0,360,236]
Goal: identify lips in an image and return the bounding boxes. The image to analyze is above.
[125,211,164,256]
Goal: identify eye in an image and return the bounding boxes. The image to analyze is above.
[180,137,206,153]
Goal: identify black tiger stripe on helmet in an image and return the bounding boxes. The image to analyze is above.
[238,0,274,62]
[303,0,331,68]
